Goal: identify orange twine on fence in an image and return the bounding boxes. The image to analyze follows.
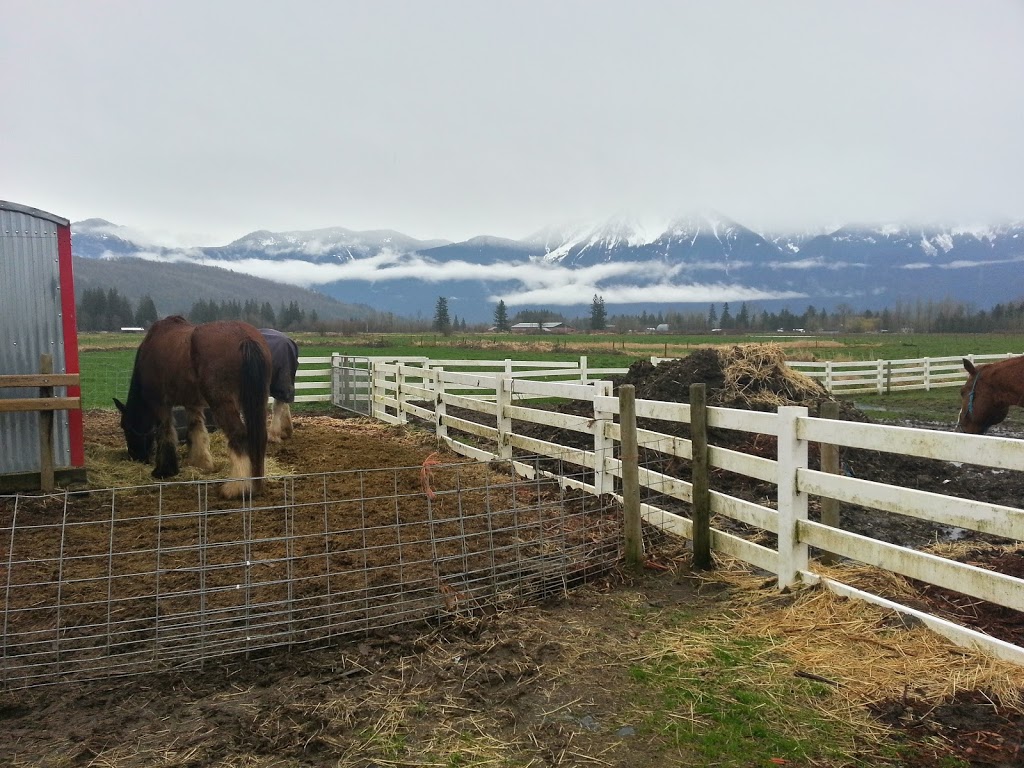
[420,451,441,499]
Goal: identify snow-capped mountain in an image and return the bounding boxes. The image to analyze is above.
[70,215,1024,322]
[208,227,450,264]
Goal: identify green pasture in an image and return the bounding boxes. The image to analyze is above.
[75,330,1024,414]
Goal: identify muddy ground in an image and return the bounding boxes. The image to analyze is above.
[2,350,1024,767]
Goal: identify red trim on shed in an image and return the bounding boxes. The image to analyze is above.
[58,223,85,467]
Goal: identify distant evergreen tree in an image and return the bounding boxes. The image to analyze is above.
[736,303,750,329]
[590,294,607,331]
[707,304,718,329]
[433,296,452,336]
[134,295,158,328]
[720,302,733,328]
[494,300,510,331]
[260,302,277,328]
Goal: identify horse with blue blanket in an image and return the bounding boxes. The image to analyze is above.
[260,328,299,442]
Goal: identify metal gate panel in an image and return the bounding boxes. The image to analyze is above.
[332,355,372,415]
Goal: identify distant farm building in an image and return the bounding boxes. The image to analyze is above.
[0,200,86,490]
[510,322,574,335]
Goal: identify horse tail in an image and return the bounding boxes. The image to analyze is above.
[240,337,270,487]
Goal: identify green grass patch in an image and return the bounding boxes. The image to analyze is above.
[845,387,1024,431]
[627,630,905,767]
[74,331,1024,417]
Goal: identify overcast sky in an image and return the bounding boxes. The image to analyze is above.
[4,1,1023,247]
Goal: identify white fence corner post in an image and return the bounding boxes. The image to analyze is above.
[776,405,809,590]
[580,355,588,384]
[370,362,382,421]
[330,353,340,407]
[434,368,447,444]
[396,364,408,424]
[496,375,513,460]
[592,380,614,496]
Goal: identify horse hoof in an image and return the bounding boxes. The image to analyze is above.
[220,479,250,499]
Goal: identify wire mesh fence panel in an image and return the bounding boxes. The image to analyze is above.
[0,456,622,690]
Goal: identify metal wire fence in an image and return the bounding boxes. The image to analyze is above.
[0,456,622,690]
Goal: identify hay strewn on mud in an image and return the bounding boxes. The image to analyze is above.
[656,555,1024,720]
[83,415,290,490]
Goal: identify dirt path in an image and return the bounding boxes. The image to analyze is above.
[1,404,1023,766]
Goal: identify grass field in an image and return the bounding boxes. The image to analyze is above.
[75,330,1024,418]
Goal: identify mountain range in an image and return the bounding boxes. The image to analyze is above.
[71,214,1024,323]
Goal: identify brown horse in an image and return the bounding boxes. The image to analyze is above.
[114,316,272,498]
[957,356,1024,434]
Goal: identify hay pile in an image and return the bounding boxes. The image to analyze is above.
[653,556,1024,730]
[82,409,290,490]
[615,344,832,412]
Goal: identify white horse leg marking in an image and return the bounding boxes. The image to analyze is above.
[186,410,215,471]
[221,449,253,499]
[269,399,293,442]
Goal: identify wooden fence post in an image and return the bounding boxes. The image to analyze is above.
[434,368,447,444]
[496,376,512,461]
[592,380,614,496]
[818,400,841,566]
[690,383,712,570]
[619,385,644,572]
[39,354,55,493]
[370,362,383,421]
[776,406,809,589]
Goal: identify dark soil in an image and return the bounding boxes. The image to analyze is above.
[2,349,1024,766]
[870,689,1024,768]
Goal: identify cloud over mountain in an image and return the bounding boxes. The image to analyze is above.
[71,213,1024,322]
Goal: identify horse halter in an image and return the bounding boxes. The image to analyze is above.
[966,370,980,418]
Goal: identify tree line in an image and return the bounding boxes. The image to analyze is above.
[77,288,1024,335]
[76,289,320,332]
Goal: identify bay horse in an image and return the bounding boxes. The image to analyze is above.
[114,316,272,498]
[957,356,1024,434]
[259,328,299,442]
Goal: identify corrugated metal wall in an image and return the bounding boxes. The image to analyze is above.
[1,207,73,474]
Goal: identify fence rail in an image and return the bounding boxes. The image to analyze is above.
[358,358,1024,664]
[787,352,1019,394]
[309,352,1020,407]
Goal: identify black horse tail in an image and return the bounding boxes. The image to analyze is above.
[240,337,270,489]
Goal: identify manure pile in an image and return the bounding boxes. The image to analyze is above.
[614,344,858,416]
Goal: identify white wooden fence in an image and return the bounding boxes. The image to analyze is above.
[347,358,1024,665]
[299,352,1021,405]
[787,352,1020,395]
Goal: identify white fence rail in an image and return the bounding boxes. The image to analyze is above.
[787,353,1019,395]
[353,359,1024,664]
[304,352,1021,407]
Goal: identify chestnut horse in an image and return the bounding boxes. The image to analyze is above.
[259,328,299,442]
[957,356,1024,434]
[114,316,272,498]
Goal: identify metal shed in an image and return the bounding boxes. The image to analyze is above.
[1,200,86,490]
